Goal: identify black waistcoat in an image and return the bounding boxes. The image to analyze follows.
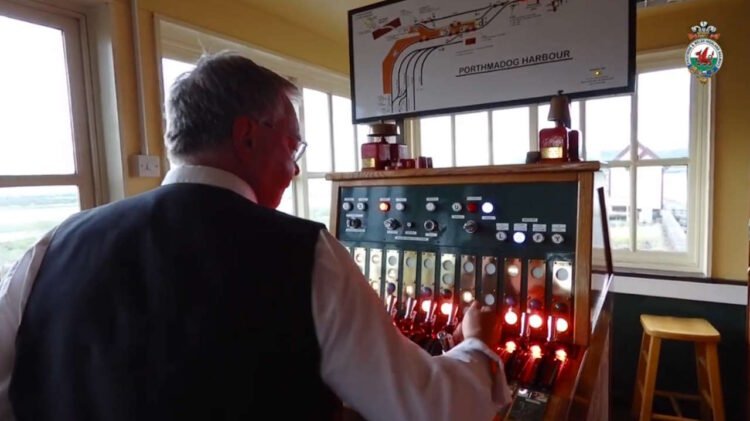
[10,183,342,420]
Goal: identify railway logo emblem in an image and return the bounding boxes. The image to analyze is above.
[685,21,723,83]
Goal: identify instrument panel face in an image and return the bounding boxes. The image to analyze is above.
[333,177,593,420]
[336,182,578,256]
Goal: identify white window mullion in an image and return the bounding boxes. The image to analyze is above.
[629,90,638,252]
[579,101,587,160]
[450,114,457,166]
[327,93,336,171]
[529,105,539,151]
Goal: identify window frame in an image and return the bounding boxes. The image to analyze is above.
[0,0,98,209]
[407,47,712,275]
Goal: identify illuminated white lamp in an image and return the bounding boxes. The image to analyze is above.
[421,300,432,313]
[504,310,518,325]
[529,314,544,329]
[440,302,453,315]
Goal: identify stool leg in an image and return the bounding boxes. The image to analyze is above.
[632,332,650,418]
[639,336,661,421]
[704,343,725,421]
[695,343,710,420]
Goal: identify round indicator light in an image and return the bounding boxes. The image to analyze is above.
[530,345,542,359]
[378,202,390,212]
[466,202,478,213]
[555,318,569,333]
[529,314,544,329]
[513,232,526,244]
[481,202,494,213]
[504,310,518,325]
[440,302,453,316]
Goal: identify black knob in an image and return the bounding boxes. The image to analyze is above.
[463,220,478,234]
[528,298,542,311]
[424,220,438,232]
[421,287,433,297]
[346,218,361,229]
[553,302,568,313]
[384,218,400,230]
[441,289,453,299]
[386,282,397,295]
[505,296,517,306]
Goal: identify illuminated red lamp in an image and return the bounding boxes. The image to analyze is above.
[466,202,479,213]
[555,349,567,362]
[378,202,390,212]
[555,317,569,333]
[504,341,517,353]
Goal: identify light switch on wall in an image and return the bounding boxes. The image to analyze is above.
[129,155,162,178]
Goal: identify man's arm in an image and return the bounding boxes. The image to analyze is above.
[312,229,511,421]
[0,229,57,421]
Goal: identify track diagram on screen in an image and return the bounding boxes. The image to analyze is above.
[378,0,568,113]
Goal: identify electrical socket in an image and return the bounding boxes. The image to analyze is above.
[130,154,162,178]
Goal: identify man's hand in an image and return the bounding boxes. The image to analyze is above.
[454,301,501,348]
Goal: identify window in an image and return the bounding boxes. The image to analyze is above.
[412,49,711,274]
[157,19,360,229]
[0,3,96,278]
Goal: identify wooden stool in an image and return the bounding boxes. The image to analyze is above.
[632,314,724,421]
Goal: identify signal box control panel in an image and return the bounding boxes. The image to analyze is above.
[327,163,603,421]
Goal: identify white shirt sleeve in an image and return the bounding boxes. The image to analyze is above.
[312,229,512,421]
[0,228,57,421]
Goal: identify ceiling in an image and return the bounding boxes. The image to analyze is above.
[237,0,379,44]
[237,0,686,45]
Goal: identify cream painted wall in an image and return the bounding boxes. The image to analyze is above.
[638,0,750,281]
[103,0,748,280]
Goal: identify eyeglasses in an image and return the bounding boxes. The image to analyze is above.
[262,121,307,163]
[292,138,307,163]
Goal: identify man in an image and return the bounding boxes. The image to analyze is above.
[0,52,510,420]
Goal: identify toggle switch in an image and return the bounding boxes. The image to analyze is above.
[356,202,367,211]
[425,202,437,212]
[551,233,564,244]
[451,202,462,212]
[495,231,508,242]
[532,232,545,243]
[342,202,353,211]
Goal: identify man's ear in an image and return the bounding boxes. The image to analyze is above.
[231,116,259,158]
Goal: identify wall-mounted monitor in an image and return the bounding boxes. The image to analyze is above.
[348,0,635,123]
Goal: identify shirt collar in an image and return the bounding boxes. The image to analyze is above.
[161,165,258,203]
